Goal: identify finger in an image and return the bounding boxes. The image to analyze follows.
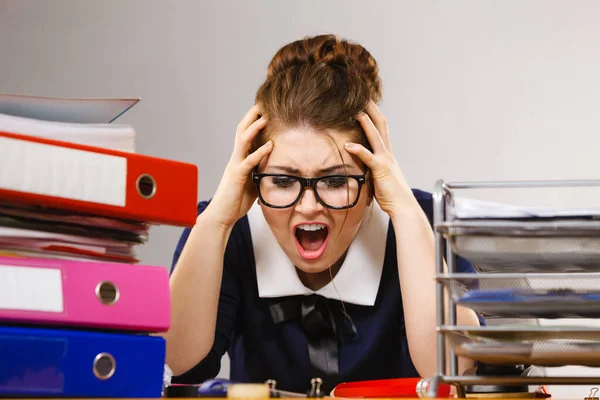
[344,142,378,170]
[365,100,391,148]
[232,116,268,161]
[355,111,386,153]
[240,115,268,144]
[236,104,263,139]
[240,140,273,174]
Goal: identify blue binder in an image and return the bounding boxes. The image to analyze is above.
[0,325,165,397]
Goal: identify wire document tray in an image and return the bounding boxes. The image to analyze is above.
[443,326,600,367]
[438,220,600,273]
[419,179,600,398]
[438,272,600,318]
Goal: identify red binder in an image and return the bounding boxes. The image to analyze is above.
[0,130,198,226]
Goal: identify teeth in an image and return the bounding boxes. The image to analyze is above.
[297,223,326,232]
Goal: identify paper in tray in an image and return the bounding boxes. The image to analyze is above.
[440,273,600,318]
[437,220,600,272]
[458,288,600,318]
[450,197,600,220]
[444,328,600,367]
[458,341,600,367]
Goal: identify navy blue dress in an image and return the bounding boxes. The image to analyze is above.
[169,189,481,393]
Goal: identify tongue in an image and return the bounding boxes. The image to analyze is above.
[296,229,327,251]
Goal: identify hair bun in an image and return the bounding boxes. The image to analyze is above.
[266,34,382,103]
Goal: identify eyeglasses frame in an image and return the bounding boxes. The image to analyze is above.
[251,169,368,210]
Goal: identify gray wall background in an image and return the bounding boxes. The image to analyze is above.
[1,1,599,397]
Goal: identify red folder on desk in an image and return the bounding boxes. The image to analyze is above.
[331,377,452,398]
[0,130,198,226]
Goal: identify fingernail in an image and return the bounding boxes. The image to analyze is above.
[345,142,357,150]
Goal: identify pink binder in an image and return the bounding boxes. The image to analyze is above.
[0,255,170,332]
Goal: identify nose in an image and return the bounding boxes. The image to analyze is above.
[294,187,324,215]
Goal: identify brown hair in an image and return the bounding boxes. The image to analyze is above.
[252,33,382,154]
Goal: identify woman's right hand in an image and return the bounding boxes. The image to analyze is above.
[202,104,273,229]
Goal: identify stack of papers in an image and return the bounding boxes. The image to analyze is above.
[0,201,147,263]
[0,94,146,262]
[0,94,138,153]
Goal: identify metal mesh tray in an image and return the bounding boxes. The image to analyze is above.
[437,220,600,272]
[441,326,600,367]
[438,273,600,318]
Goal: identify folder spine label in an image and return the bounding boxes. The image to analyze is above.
[0,264,63,312]
[0,136,127,206]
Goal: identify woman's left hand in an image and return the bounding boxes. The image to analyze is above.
[344,100,419,220]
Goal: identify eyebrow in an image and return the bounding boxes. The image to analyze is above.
[266,164,356,174]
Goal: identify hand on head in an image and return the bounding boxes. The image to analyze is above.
[344,100,415,220]
[202,104,273,228]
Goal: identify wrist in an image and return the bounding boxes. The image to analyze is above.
[196,205,235,234]
[389,200,429,229]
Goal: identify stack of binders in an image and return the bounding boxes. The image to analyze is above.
[0,94,198,398]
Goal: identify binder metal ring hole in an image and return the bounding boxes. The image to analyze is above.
[95,281,120,306]
[136,174,157,199]
[93,352,116,380]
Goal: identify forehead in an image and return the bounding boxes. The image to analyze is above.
[264,127,359,172]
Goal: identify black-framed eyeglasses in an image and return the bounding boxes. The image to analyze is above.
[251,169,368,209]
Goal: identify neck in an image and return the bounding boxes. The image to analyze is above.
[296,251,348,291]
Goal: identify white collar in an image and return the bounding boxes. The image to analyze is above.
[247,200,389,306]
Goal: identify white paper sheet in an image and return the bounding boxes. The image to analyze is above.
[0,93,139,123]
[451,197,600,219]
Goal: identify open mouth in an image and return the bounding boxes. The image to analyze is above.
[294,223,329,260]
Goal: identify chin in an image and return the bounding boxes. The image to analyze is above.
[292,257,333,274]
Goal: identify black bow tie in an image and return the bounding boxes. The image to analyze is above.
[267,295,357,394]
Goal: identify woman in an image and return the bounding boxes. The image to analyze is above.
[165,34,481,393]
